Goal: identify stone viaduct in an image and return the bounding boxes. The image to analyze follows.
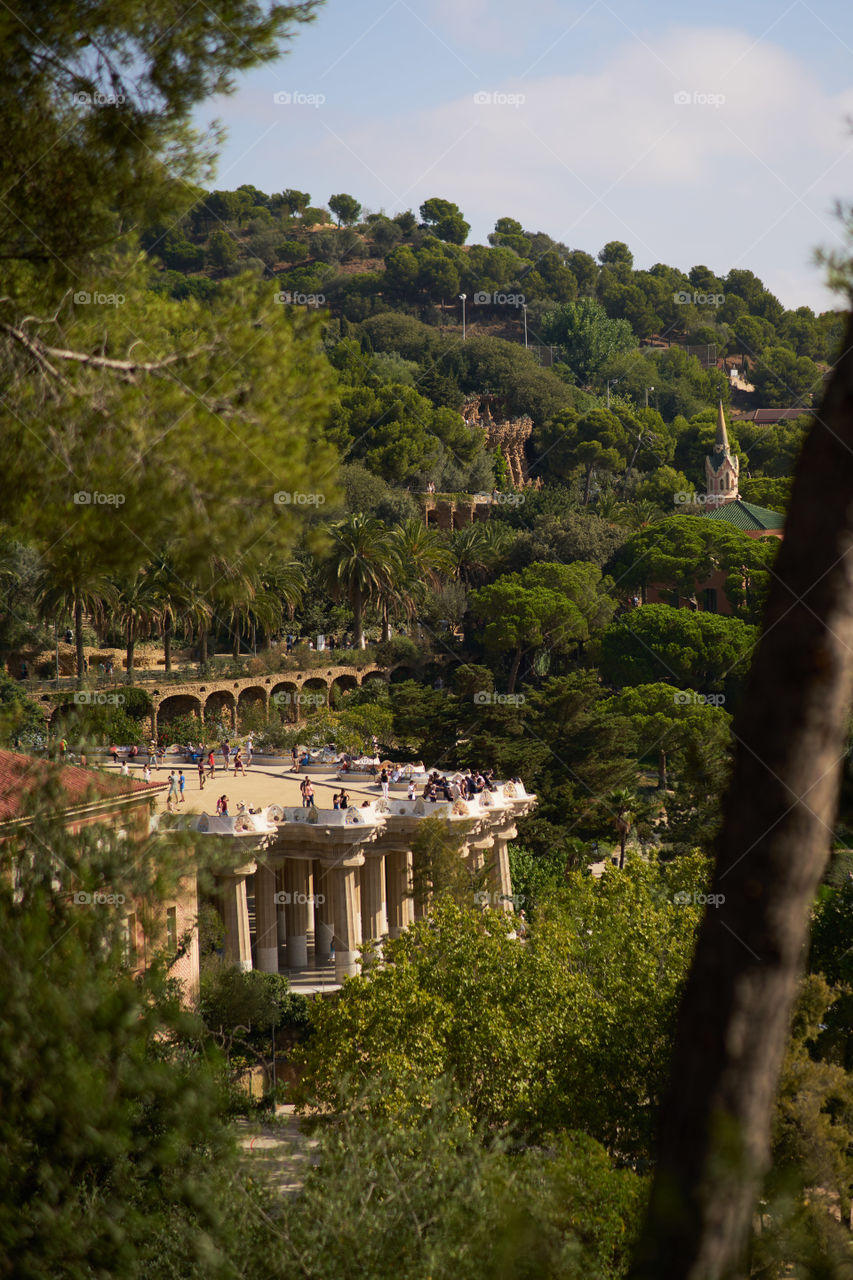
[30,661,424,737]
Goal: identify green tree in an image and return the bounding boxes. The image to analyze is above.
[0,801,253,1277]
[0,5,316,288]
[751,346,822,409]
[541,296,636,385]
[206,228,239,273]
[419,197,470,244]
[470,561,616,692]
[607,514,776,617]
[600,604,757,697]
[322,513,393,648]
[328,192,362,226]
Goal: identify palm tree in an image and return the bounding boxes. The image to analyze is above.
[594,493,625,523]
[622,499,664,530]
[112,569,163,681]
[377,518,455,641]
[449,521,512,587]
[149,558,214,674]
[35,548,115,680]
[322,513,393,648]
[256,559,306,648]
[607,787,636,870]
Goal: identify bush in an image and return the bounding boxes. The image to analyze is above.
[373,636,422,667]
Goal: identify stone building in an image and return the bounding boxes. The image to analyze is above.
[462,394,537,489]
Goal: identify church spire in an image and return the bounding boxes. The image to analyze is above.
[715,399,729,452]
[705,400,739,506]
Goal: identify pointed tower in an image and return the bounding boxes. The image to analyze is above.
[705,400,739,506]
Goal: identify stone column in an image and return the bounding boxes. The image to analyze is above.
[312,858,334,962]
[327,852,364,981]
[275,865,287,957]
[489,825,516,909]
[253,861,279,973]
[360,853,388,945]
[284,858,311,968]
[221,874,252,970]
[385,848,414,938]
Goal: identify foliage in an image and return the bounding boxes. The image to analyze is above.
[296,862,709,1161]
[600,604,758,698]
[278,1077,647,1280]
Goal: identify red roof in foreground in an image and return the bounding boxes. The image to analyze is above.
[0,751,160,822]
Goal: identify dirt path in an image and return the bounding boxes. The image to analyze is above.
[235,1103,319,1193]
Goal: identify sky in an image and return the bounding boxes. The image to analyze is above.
[203,0,853,312]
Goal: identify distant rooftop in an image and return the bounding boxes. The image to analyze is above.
[730,408,810,424]
[704,499,785,532]
[0,751,159,823]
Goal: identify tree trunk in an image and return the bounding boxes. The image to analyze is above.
[583,466,594,505]
[164,613,172,673]
[507,646,523,694]
[74,596,85,681]
[126,631,134,682]
[658,747,668,790]
[353,584,363,649]
[629,313,853,1280]
[232,627,240,659]
[199,630,208,663]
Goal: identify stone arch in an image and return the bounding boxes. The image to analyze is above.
[329,674,359,707]
[157,693,203,737]
[204,689,237,733]
[237,685,268,730]
[360,671,389,696]
[298,676,329,717]
[270,680,299,724]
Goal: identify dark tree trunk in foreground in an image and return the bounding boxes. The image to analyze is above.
[74,596,85,681]
[630,314,853,1280]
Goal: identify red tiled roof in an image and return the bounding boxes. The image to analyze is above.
[0,750,160,822]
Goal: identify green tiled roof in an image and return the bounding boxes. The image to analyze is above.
[704,499,784,531]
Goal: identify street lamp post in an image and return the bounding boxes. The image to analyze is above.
[522,303,528,350]
[645,384,655,409]
[606,378,619,409]
[459,293,467,340]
